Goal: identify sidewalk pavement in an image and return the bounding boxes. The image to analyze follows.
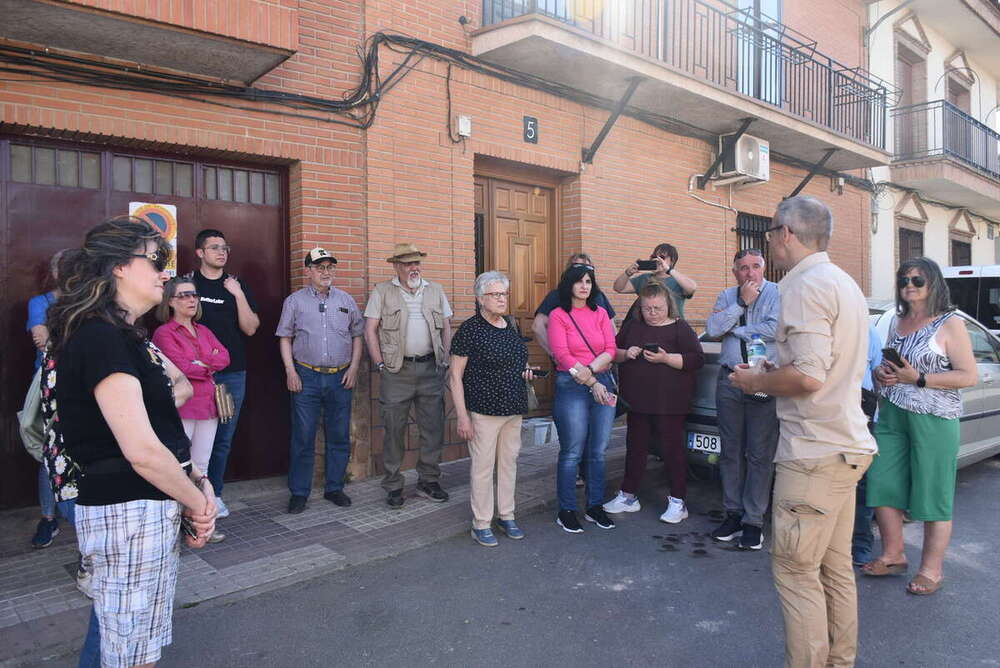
[0,426,629,667]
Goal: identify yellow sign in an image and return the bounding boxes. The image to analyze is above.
[129,202,178,276]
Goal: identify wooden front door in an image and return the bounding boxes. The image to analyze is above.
[475,176,556,410]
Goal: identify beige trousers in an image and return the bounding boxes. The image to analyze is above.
[771,453,871,668]
[467,413,523,530]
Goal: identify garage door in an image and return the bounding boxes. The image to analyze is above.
[0,137,289,508]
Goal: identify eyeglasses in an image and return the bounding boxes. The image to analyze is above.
[734,248,763,261]
[897,275,927,289]
[483,291,509,299]
[764,225,786,242]
[312,264,335,273]
[132,251,167,272]
[172,291,199,300]
[204,244,231,253]
[641,305,667,313]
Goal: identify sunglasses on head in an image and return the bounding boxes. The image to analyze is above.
[897,275,927,289]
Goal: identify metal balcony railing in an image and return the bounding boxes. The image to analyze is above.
[893,100,1000,180]
[481,0,895,149]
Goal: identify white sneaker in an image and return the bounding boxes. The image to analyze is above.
[603,491,641,514]
[659,497,688,524]
[76,568,94,599]
[215,496,230,518]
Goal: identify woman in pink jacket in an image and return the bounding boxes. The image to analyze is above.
[153,276,230,524]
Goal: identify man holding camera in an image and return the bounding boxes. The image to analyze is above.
[365,243,453,509]
[612,243,697,319]
[706,248,780,551]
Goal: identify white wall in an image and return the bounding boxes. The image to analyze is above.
[866,0,1000,300]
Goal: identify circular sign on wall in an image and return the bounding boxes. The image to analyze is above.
[129,202,178,276]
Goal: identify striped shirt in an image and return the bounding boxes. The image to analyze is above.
[881,312,962,420]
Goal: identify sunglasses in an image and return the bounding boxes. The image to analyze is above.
[571,263,595,271]
[132,251,167,272]
[173,291,199,300]
[897,275,927,289]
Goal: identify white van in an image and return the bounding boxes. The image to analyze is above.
[943,265,1000,335]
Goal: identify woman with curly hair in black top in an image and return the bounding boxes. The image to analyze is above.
[47,217,216,668]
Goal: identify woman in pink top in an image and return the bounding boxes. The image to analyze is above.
[547,264,618,534]
[152,277,230,503]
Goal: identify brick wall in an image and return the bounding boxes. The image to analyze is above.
[1,0,873,491]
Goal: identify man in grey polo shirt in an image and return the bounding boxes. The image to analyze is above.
[706,248,780,551]
[364,243,453,509]
[277,247,363,515]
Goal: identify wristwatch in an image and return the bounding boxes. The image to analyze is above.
[376,362,386,372]
[916,372,926,388]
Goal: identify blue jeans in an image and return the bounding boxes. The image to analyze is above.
[77,607,101,668]
[552,371,616,511]
[38,464,77,522]
[288,365,353,497]
[852,472,875,563]
[207,370,247,496]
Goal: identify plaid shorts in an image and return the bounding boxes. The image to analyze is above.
[76,499,182,668]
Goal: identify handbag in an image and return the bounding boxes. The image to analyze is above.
[214,382,236,423]
[566,313,630,418]
[17,366,45,463]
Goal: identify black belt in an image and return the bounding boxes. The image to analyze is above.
[403,353,434,363]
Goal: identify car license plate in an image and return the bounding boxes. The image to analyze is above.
[687,431,721,455]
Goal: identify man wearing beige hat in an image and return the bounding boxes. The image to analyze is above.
[278,248,364,514]
[364,243,453,508]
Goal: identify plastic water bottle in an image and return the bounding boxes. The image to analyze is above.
[748,334,768,368]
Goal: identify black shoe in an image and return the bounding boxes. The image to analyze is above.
[738,524,764,551]
[584,505,616,530]
[710,512,743,542]
[287,495,307,514]
[324,490,352,507]
[556,510,584,533]
[415,481,449,503]
[387,489,404,509]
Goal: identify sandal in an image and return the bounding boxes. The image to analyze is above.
[861,558,908,576]
[906,574,943,596]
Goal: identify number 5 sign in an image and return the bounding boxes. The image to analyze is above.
[523,116,538,144]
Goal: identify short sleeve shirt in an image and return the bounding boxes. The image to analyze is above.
[450,314,528,416]
[534,290,616,320]
[630,274,687,318]
[57,319,191,505]
[275,286,363,367]
[193,271,258,373]
[27,292,57,370]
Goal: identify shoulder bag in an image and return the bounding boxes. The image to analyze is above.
[566,312,630,418]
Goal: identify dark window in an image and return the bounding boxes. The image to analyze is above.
[735,212,785,282]
[951,239,972,266]
[204,165,280,206]
[898,227,923,262]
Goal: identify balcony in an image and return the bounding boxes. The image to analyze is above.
[892,100,1000,218]
[0,0,296,84]
[475,0,894,171]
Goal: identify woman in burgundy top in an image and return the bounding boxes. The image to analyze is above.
[604,282,704,523]
[152,277,230,504]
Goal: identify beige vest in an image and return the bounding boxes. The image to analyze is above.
[373,279,448,373]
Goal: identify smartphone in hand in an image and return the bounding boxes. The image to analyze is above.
[636,260,658,271]
[881,347,905,367]
[642,343,660,353]
[532,369,550,378]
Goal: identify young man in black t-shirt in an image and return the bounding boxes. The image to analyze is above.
[191,229,259,517]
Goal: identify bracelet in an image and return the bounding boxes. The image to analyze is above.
[586,364,595,375]
[194,474,209,488]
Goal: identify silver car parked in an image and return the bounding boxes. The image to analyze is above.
[683,310,1000,469]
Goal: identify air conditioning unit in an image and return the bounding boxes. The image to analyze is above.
[718,133,770,182]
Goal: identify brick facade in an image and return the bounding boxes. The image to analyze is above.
[1,0,872,494]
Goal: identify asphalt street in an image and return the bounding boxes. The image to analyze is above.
[37,456,1000,668]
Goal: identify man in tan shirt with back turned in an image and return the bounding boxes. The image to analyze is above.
[731,196,877,668]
